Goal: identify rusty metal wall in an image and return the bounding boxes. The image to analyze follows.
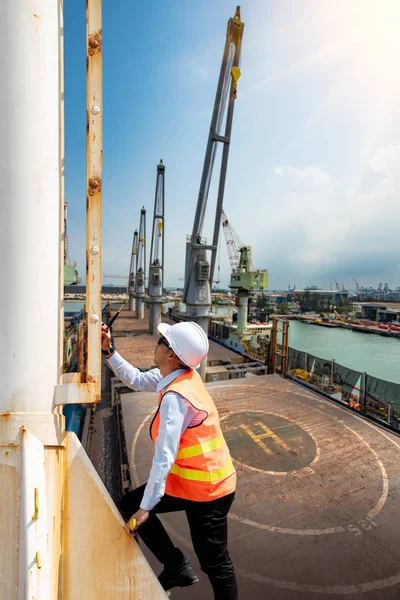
[85,0,103,402]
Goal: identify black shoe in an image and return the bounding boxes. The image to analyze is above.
[158,558,199,591]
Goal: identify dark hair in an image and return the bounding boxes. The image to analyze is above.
[178,360,190,370]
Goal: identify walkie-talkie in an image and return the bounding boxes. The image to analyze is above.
[107,302,125,328]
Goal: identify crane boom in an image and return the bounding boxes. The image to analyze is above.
[149,161,165,292]
[183,8,244,308]
[135,207,146,319]
[221,208,243,270]
[128,229,138,311]
[148,160,165,334]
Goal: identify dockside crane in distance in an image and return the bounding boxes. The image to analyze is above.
[334,278,345,305]
[182,7,244,379]
[221,208,243,270]
[147,160,165,334]
[135,208,146,319]
[221,208,268,334]
[353,277,364,299]
[128,229,139,311]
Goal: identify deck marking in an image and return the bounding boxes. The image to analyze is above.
[153,517,400,595]
[226,416,388,535]
[234,566,400,595]
[240,421,292,455]
[220,411,320,476]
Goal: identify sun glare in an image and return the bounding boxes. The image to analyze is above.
[337,0,400,75]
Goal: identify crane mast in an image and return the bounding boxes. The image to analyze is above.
[128,229,139,311]
[183,7,244,379]
[148,160,165,334]
[135,207,146,319]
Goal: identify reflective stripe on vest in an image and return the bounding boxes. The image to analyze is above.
[170,457,234,483]
[176,434,224,460]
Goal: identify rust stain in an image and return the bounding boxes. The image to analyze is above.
[0,412,11,419]
[86,195,89,211]
[92,274,95,282]
[86,251,89,274]
[34,13,39,19]
[86,111,89,134]
[88,30,102,56]
[88,177,102,196]
[7,443,18,450]
[93,133,96,142]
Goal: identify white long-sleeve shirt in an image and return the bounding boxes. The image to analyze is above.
[106,351,206,510]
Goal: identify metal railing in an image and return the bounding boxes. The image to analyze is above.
[288,347,400,431]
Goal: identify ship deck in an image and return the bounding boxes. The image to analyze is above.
[120,373,400,600]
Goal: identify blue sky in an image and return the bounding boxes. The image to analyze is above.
[65,0,400,291]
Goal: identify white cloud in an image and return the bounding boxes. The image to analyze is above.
[273,165,331,191]
[250,146,400,287]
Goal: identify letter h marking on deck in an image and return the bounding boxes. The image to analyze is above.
[240,421,291,456]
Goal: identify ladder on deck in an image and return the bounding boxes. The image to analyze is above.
[268,317,289,376]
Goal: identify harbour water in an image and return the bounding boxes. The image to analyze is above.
[65,300,399,384]
[64,301,108,313]
[289,320,400,384]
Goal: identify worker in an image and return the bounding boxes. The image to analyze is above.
[101,320,238,599]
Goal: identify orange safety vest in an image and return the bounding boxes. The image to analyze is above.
[150,369,236,502]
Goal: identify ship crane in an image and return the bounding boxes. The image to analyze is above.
[135,208,146,319]
[147,160,165,334]
[221,208,243,270]
[221,208,268,335]
[128,229,139,311]
[182,7,244,379]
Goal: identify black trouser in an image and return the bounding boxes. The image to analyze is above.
[120,484,238,600]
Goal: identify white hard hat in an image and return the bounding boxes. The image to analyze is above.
[157,321,209,369]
